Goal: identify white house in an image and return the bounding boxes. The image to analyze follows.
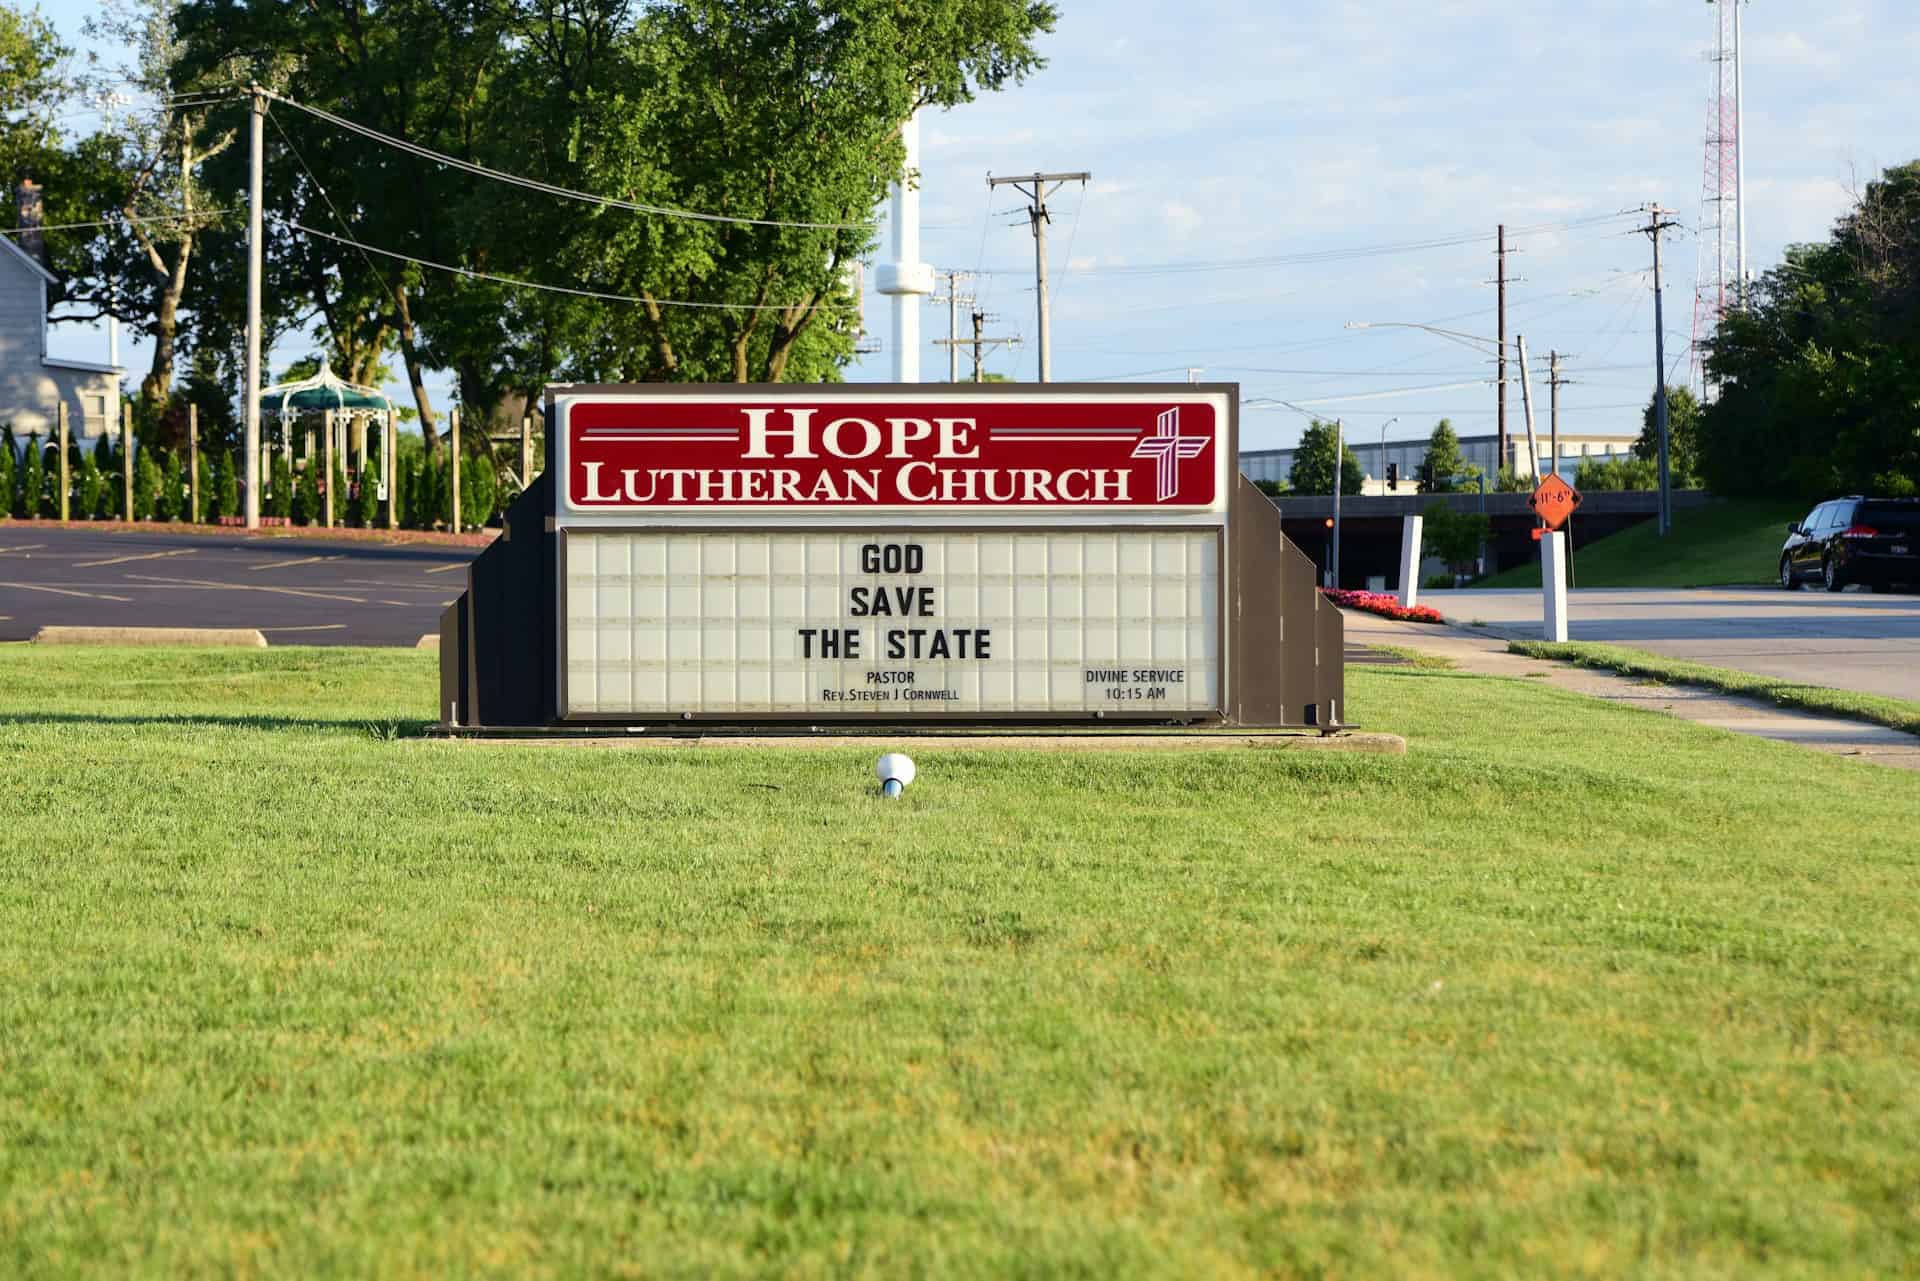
[0,230,122,449]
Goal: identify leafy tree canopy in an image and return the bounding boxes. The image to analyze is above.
[1289,420,1364,497]
[1700,159,1920,499]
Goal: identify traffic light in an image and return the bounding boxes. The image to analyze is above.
[1420,464,1436,490]
[1387,462,1400,488]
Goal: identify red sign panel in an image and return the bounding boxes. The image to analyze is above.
[561,395,1223,511]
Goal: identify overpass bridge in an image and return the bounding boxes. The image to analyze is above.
[1269,489,1713,589]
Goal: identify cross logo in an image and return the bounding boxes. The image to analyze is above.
[1130,407,1209,502]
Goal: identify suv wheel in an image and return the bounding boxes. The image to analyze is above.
[1823,555,1846,592]
[1780,556,1796,589]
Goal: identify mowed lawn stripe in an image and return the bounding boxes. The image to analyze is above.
[0,648,1915,1279]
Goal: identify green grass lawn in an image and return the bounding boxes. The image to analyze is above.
[1475,498,1807,589]
[2,647,1917,1278]
[1511,640,1920,736]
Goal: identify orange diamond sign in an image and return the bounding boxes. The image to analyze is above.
[1529,473,1583,530]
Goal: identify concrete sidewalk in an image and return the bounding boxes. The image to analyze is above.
[1344,610,1920,772]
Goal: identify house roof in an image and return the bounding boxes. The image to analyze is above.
[0,232,58,285]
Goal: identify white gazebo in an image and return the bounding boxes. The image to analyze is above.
[256,359,399,528]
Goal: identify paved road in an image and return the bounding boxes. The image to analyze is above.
[0,526,477,646]
[1432,586,1920,703]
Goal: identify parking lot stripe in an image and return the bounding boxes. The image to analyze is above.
[125,574,369,604]
[73,548,198,569]
[260,623,349,633]
[0,544,47,555]
[0,580,135,602]
[250,555,345,571]
[423,563,466,574]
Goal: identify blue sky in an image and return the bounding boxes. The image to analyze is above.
[43,1,1919,454]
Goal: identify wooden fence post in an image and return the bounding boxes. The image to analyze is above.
[451,406,462,533]
[122,401,134,521]
[189,403,200,523]
[57,402,69,522]
[520,414,532,487]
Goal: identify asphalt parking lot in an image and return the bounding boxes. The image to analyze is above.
[0,526,478,647]
[1434,586,1920,703]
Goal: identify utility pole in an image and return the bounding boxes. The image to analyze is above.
[934,310,1020,383]
[987,171,1089,381]
[1547,352,1574,479]
[1331,418,1344,588]
[1516,334,1540,483]
[932,270,974,383]
[1642,205,1680,535]
[1495,225,1510,473]
[244,83,264,530]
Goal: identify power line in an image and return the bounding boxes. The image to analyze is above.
[264,89,864,232]
[960,211,1641,279]
[284,218,855,312]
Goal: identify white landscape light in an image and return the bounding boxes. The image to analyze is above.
[875,753,917,798]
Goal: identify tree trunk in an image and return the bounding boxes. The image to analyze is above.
[393,284,439,454]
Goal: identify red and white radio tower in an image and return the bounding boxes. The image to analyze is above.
[1691,0,1748,399]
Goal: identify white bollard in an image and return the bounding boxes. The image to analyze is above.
[1541,530,1569,643]
[1398,515,1424,610]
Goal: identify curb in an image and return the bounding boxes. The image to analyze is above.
[32,626,269,648]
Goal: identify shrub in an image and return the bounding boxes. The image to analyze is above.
[1573,455,1656,492]
[21,436,46,518]
[215,451,238,520]
[293,461,321,526]
[331,456,349,526]
[1321,588,1444,624]
[95,436,122,519]
[133,448,161,521]
[156,451,183,522]
[461,450,498,530]
[352,463,381,527]
[0,430,14,519]
[76,452,104,519]
[267,454,294,520]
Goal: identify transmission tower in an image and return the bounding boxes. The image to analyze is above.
[1690,0,1748,400]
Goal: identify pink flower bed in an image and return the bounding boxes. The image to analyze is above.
[1320,588,1445,624]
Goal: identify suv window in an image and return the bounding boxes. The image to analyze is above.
[1859,500,1920,534]
[1804,503,1832,534]
[1827,500,1857,531]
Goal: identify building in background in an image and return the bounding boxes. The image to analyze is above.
[1240,429,1636,494]
[0,231,122,448]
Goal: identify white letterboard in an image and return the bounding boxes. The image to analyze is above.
[562,530,1221,717]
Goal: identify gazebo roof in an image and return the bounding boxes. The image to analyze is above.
[259,359,394,414]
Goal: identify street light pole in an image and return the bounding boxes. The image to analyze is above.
[1331,417,1343,588]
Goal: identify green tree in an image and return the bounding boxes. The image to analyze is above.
[0,429,14,517]
[1421,505,1489,578]
[1699,160,1920,498]
[331,454,349,526]
[1634,386,1701,488]
[93,435,119,518]
[1289,421,1364,496]
[1419,419,1475,492]
[0,4,69,189]
[173,0,1059,445]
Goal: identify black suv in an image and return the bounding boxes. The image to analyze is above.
[1780,497,1920,592]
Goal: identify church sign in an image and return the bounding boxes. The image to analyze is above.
[440,384,1344,731]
